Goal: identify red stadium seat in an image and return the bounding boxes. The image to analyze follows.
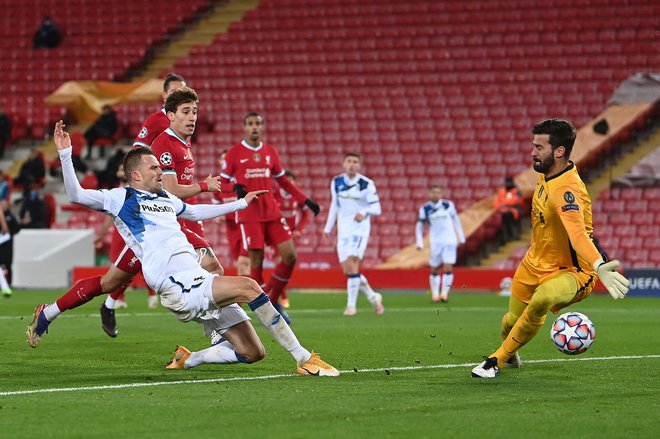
[9,0,653,266]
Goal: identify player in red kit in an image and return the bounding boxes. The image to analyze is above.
[26,87,229,347]
[276,171,311,236]
[221,112,320,323]
[272,171,311,308]
[213,149,250,276]
[150,88,223,274]
[133,73,186,148]
[101,74,188,313]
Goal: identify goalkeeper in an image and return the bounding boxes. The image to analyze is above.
[471,119,629,379]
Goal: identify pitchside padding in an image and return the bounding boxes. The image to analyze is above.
[13,229,94,288]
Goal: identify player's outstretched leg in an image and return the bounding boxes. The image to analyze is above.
[213,276,339,376]
[169,318,266,369]
[26,276,104,347]
[166,339,260,369]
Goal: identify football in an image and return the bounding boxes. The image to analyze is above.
[550,312,596,355]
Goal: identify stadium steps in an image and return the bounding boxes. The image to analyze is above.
[136,0,261,81]
[584,126,660,199]
[478,228,532,268]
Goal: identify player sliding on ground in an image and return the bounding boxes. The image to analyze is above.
[26,121,339,377]
[471,119,629,379]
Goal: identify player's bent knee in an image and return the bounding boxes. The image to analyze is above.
[238,344,266,363]
[239,277,263,303]
[527,296,554,317]
[101,269,133,293]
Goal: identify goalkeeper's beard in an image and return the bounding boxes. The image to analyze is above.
[533,154,555,174]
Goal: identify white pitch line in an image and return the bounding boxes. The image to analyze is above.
[0,307,496,321]
[2,305,655,321]
[1,354,659,397]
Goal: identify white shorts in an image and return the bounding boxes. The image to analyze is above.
[429,244,458,267]
[337,233,369,262]
[193,304,251,338]
[159,266,219,322]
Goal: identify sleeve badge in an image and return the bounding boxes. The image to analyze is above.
[159,152,173,166]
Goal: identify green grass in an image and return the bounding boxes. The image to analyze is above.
[1,289,659,438]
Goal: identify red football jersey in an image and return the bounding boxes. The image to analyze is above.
[274,189,308,232]
[151,128,201,232]
[133,109,169,147]
[221,140,287,223]
[212,180,239,224]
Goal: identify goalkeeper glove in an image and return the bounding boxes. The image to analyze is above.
[304,198,320,216]
[233,184,247,199]
[594,259,630,300]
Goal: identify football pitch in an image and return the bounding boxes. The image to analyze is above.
[1,289,659,438]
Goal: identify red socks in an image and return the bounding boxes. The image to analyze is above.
[268,262,294,303]
[55,275,103,311]
[109,284,130,300]
[250,266,264,287]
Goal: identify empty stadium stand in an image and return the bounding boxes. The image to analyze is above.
[163,0,657,267]
[4,0,657,268]
[0,0,209,142]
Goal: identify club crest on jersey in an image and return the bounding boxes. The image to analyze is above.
[564,191,575,203]
[253,153,261,162]
[160,152,173,166]
[138,127,148,139]
[266,155,271,165]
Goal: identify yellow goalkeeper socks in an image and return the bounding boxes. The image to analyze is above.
[492,308,546,368]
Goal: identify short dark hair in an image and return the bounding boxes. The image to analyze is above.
[532,119,576,159]
[163,73,185,93]
[123,147,153,181]
[344,152,361,160]
[243,112,263,125]
[428,184,441,190]
[164,87,198,114]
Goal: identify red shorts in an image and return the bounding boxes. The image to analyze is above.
[114,244,142,275]
[110,227,124,262]
[179,218,205,241]
[240,218,292,250]
[226,219,248,260]
[181,224,210,249]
